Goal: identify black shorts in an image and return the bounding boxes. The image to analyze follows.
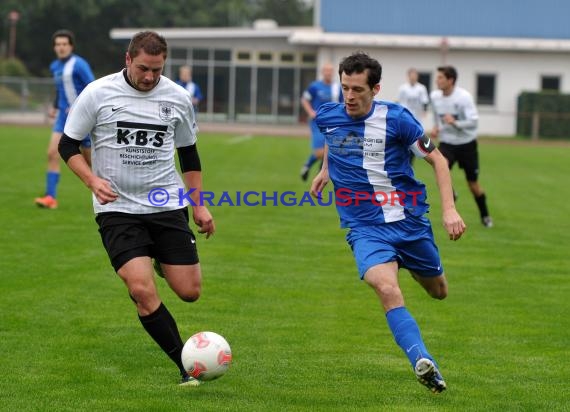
[95,209,198,272]
[439,140,479,182]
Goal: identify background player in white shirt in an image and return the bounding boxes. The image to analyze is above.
[397,68,429,121]
[58,31,214,386]
[397,68,429,165]
[430,66,493,227]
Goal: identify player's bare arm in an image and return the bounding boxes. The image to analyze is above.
[310,144,330,197]
[442,114,456,125]
[58,134,118,205]
[424,149,466,241]
[178,143,215,238]
[301,97,316,119]
[183,170,215,239]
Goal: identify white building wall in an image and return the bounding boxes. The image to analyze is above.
[321,46,570,136]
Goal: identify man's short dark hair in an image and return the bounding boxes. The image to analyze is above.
[338,51,382,90]
[128,31,168,59]
[437,65,458,84]
[52,29,75,47]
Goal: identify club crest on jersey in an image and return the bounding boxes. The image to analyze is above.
[159,102,174,121]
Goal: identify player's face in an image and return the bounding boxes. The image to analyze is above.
[321,64,334,84]
[408,70,418,84]
[126,50,165,92]
[179,67,191,82]
[53,37,73,60]
[341,70,380,118]
[436,72,453,93]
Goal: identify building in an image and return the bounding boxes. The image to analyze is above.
[110,0,570,136]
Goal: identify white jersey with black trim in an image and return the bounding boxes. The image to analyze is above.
[64,70,197,214]
[397,82,429,120]
[430,86,478,145]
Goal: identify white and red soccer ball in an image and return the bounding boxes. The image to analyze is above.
[181,331,232,381]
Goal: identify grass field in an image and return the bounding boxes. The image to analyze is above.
[0,125,568,411]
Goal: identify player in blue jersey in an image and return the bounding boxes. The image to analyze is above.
[35,30,94,209]
[300,63,342,181]
[310,52,466,393]
[176,65,203,112]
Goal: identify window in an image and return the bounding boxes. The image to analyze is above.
[278,68,295,117]
[213,66,230,115]
[171,48,187,60]
[541,76,560,92]
[256,67,273,115]
[235,67,252,115]
[476,74,496,105]
[237,51,251,61]
[280,53,295,63]
[258,52,273,62]
[418,72,431,95]
[301,53,316,64]
[214,50,231,61]
[192,49,209,61]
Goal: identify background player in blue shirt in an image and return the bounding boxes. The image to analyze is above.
[300,62,342,181]
[176,65,203,112]
[35,29,94,209]
[310,52,466,393]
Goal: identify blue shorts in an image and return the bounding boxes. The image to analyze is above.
[310,120,325,150]
[54,110,91,148]
[346,215,443,279]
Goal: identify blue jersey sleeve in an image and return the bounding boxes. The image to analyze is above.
[397,106,424,146]
[315,102,342,131]
[75,58,95,92]
[193,83,203,100]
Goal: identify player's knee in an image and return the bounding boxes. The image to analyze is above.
[428,283,447,300]
[128,283,156,305]
[431,289,447,300]
[375,283,402,301]
[47,147,60,160]
[178,286,201,302]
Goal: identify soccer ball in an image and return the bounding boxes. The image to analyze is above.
[181,331,232,381]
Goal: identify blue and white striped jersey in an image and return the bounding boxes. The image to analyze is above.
[50,53,94,111]
[316,100,432,228]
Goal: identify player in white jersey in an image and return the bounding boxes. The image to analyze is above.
[310,52,466,393]
[59,31,215,386]
[397,68,429,121]
[430,66,493,228]
[397,68,429,166]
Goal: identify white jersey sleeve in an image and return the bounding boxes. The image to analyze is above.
[65,82,98,140]
[174,102,198,148]
[430,87,478,144]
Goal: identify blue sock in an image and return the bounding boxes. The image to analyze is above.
[305,154,317,168]
[386,306,433,368]
[46,171,60,198]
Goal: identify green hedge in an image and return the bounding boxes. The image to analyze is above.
[517,92,570,139]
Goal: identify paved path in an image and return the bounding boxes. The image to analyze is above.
[0,111,309,137]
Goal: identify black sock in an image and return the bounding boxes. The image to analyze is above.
[138,302,186,375]
[474,193,490,218]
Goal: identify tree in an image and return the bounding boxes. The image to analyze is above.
[0,0,313,77]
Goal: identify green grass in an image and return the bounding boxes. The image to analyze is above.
[0,125,568,411]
